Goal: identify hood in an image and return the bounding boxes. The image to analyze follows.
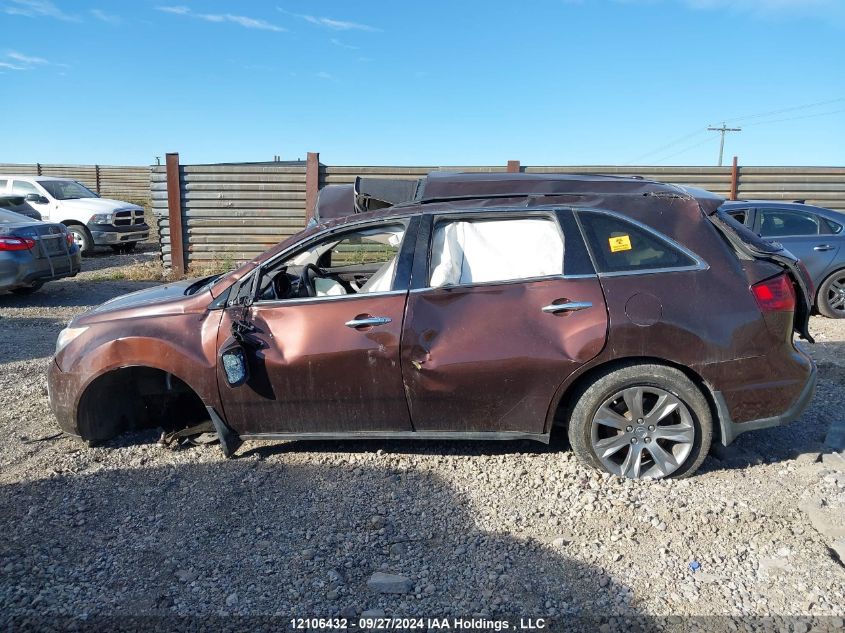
[58,198,143,214]
[77,279,201,324]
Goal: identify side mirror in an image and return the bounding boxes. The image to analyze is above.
[25,194,48,204]
[221,345,250,387]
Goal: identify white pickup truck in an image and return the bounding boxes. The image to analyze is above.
[0,175,149,255]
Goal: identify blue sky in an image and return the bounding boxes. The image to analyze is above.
[1,0,843,167]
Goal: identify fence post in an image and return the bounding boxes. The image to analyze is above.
[36,163,42,176]
[730,156,739,200]
[305,151,320,226]
[165,152,185,277]
[507,160,521,173]
[95,164,101,195]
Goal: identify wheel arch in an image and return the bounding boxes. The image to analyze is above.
[545,355,722,443]
[74,363,210,442]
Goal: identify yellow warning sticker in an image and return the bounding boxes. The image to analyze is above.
[608,235,632,252]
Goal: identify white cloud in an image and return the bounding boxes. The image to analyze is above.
[330,38,359,50]
[7,51,47,64]
[279,8,380,32]
[1,50,49,70]
[316,71,335,80]
[3,0,78,21]
[90,8,121,24]
[156,5,286,31]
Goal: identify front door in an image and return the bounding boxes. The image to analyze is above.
[218,219,417,435]
[401,212,608,434]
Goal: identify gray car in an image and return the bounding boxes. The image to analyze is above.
[721,200,845,318]
[0,208,82,295]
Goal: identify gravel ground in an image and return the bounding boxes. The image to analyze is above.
[1,257,844,631]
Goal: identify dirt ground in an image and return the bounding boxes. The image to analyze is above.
[1,252,844,631]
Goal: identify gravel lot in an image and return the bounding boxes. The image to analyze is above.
[2,252,844,630]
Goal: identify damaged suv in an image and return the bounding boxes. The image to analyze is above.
[48,173,817,479]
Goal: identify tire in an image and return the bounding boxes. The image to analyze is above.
[66,224,94,256]
[816,269,845,319]
[11,282,43,296]
[110,242,137,253]
[567,362,712,479]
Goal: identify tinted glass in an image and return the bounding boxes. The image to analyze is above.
[11,180,39,196]
[578,212,696,273]
[759,209,820,237]
[823,217,843,234]
[727,209,748,225]
[39,180,98,200]
[0,179,7,189]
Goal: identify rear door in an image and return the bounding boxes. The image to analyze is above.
[400,211,608,435]
[755,207,840,281]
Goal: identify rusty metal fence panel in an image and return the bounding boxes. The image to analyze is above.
[153,162,307,269]
[0,163,150,202]
[157,161,845,272]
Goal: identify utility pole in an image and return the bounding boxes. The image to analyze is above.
[708,122,741,166]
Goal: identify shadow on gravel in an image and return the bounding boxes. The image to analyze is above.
[0,279,159,310]
[0,460,652,630]
[241,431,571,461]
[0,316,66,363]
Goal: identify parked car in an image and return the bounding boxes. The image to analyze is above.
[721,200,845,318]
[48,173,816,480]
[0,208,81,295]
[0,176,149,255]
[0,194,41,220]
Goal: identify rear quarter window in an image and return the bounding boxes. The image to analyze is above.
[576,211,699,274]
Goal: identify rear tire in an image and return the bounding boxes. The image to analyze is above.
[11,282,43,296]
[66,224,94,256]
[567,363,712,479]
[817,270,845,319]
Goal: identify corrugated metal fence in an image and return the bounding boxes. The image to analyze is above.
[0,163,150,202]
[157,159,845,272]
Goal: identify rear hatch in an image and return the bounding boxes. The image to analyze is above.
[709,210,814,342]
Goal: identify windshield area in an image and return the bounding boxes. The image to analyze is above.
[0,209,28,224]
[39,180,99,200]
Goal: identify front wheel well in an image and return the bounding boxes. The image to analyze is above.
[550,356,722,443]
[77,366,209,442]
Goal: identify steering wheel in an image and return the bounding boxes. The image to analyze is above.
[298,263,321,298]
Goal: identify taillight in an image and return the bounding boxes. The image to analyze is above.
[751,274,796,312]
[0,236,36,251]
[66,233,75,247]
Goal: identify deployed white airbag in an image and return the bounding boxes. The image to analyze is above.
[430,218,563,287]
[314,278,347,296]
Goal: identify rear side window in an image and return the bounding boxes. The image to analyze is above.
[577,212,698,274]
[823,217,843,234]
[429,217,563,287]
[758,209,823,237]
[11,180,38,196]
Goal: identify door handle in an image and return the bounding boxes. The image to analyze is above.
[814,244,835,252]
[345,316,392,329]
[542,301,592,314]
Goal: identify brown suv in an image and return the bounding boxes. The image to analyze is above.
[48,173,817,479]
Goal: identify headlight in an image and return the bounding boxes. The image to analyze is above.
[55,326,88,355]
[90,213,114,224]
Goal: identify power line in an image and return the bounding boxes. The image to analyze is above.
[742,107,845,128]
[652,135,718,165]
[626,127,708,164]
[723,97,845,124]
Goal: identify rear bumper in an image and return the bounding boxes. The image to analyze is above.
[714,361,817,446]
[0,250,82,291]
[88,222,150,245]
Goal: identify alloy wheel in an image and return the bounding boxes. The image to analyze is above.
[590,386,695,479]
[826,275,845,315]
